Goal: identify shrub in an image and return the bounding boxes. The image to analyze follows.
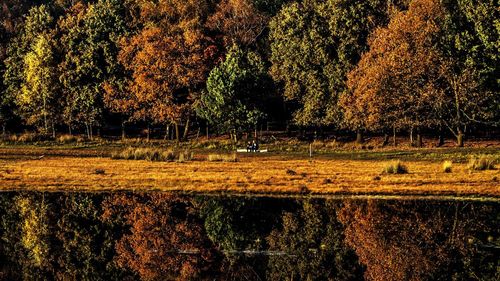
[442,161,452,173]
[112,147,191,162]
[57,134,84,143]
[94,169,105,175]
[207,153,238,162]
[468,155,496,171]
[383,160,408,174]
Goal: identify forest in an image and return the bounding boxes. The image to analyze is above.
[0,0,498,146]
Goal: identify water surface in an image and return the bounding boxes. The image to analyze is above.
[0,192,498,280]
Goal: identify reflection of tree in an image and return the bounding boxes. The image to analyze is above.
[338,201,500,281]
[55,193,130,280]
[103,193,221,281]
[266,200,363,281]
[197,196,286,280]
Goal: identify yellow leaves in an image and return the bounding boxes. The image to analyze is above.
[16,196,49,267]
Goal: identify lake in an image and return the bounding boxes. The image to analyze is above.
[0,192,498,280]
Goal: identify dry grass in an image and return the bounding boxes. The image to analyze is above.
[207,153,238,162]
[0,153,498,197]
[468,155,496,171]
[383,160,408,174]
[111,147,193,162]
[443,161,453,173]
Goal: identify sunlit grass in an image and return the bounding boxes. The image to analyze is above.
[468,155,496,171]
[442,161,452,173]
[383,160,408,174]
[0,150,498,197]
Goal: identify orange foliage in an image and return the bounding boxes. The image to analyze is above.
[207,0,269,47]
[103,194,221,280]
[343,0,445,131]
[338,200,469,281]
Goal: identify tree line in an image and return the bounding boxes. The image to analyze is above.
[0,0,498,145]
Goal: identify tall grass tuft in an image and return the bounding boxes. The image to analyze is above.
[442,161,453,173]
[112,147,192,162]
[468,155,496,171]
[207,153,238,162]
[383,160,408,174]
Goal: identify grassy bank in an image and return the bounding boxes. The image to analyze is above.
[0,145,498,197]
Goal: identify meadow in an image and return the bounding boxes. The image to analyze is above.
[0,138,498,199]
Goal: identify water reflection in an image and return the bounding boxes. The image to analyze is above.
[0,192,498,280]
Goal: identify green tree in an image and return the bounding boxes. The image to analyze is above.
[269,0,406,128]
[3,4,58,135]
[59,0,128,137]
[197,45,272,141]
[266,200,363,281]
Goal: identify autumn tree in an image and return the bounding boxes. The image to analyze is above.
[344,0,496,147]
[207,0,269,48]
[106,0,218,141]
[103,194,221,280]
[3,5,60,136]
[0,1,35,134]
[197,45,272,141]
[269,0,407,129]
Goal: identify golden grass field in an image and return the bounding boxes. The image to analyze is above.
[0,148,498,199]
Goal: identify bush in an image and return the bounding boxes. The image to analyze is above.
[442,161,452,173]
[57,134,84,143]
[207,153,238,162]
[468,155,496,171]
[383,160,408,174]
[112,147,192,162]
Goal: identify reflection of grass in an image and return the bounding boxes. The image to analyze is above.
[0,149,498,197]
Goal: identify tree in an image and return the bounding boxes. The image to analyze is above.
[197,45,272,141]
[269,0,407,128]
[59,0,128,138]
[19,34,59,136]
[106,0,218,141]
[103,194,221,281]
[207,0,269,48]
[3,5,59,135]
[266,200,363,280]
[343,0,496,147]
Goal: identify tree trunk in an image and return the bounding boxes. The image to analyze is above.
[175,122,180,142]
[416,133,423,148]
[457,129,464,147]
[121,121,126,140]
[2,124,6,137]
[52,121,56,139]
[164,124,170,140]
[438,126,444,147]
[356,130,363,144]
[393,126,397,147]
[206,124,209,140]
[89,124,93,140]
[85,123,90,139]
[146,123,150,142]
[382,134,389,147]
[410,127,414,146]
[68,124,72,135]
[182,117,190,141]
